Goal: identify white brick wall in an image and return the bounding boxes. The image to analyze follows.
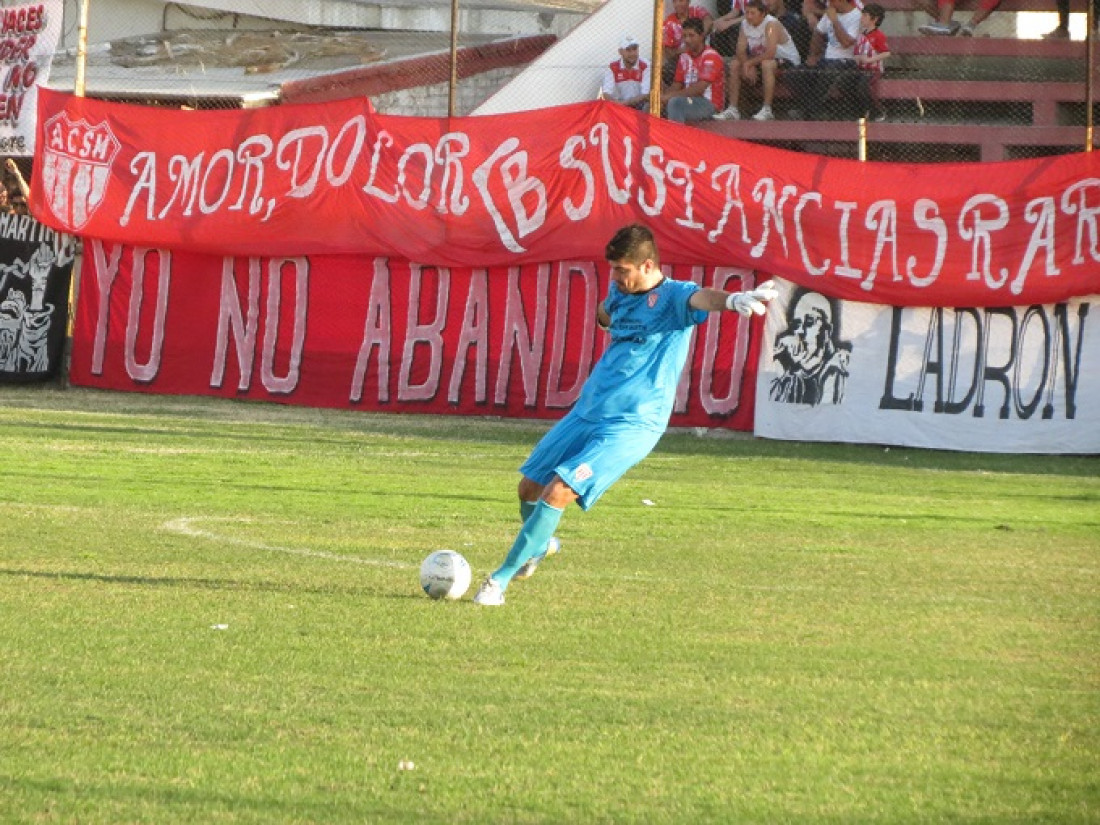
[370,67,525,117]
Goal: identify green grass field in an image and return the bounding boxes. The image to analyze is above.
[1,387,1097,824]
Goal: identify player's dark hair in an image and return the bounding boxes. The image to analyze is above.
[682,17,705,35]
[606,224,659,266]
[746,0,768,13]
[863,2,885,25]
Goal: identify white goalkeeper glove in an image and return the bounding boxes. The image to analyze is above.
[725,280,779,317]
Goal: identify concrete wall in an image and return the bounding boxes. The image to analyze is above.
[373,66,526,117]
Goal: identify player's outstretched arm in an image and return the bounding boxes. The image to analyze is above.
[690,280,778,316]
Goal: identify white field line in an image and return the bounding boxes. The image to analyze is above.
[161,517,415,570]
[158,516,661,582]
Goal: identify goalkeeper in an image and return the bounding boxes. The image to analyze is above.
[474,223,778,606]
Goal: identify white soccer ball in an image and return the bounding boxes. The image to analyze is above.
[419,550,472,600]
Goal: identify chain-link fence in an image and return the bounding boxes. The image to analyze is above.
[36,0,607,113]
[4,0,1097,165]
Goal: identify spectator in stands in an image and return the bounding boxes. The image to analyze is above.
[1045,0,1071,36]
[714,0,802,121]
[662,17,726,123]
[918,0,997,35]
[712,0,748,57]
[787,0,861,119]
[802,0,862,33]
[854,2,890,121]
[1044,0,1099,37]
[3,159,28,214]
[802,0,826,30]
[769,0,813,60]
[662,0,714,84]
[601,35,651,109]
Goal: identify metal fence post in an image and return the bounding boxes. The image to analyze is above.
[1087,2,1094,151]
[449,0,460,117]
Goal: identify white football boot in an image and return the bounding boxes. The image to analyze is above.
[472,577,505,606]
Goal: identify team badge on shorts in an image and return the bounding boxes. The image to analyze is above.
[574,463,594,482]
[40,112,121,231]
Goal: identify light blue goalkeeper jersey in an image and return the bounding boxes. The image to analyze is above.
[572,277,707,431]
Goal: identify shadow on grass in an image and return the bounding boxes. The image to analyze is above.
[0,566,426,600]
[0,774,434,824]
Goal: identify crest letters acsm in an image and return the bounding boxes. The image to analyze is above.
[40,112,120,231]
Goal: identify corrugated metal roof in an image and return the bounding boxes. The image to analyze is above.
[44,0,603,106]
[46,28,515,106]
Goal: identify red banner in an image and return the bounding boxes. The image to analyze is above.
[70,242,763,429]
[33,90,1100,308]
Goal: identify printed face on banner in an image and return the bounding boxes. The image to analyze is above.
[40,112,121,230]
[769,289,852,407]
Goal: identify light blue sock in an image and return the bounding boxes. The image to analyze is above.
[519,499,537,523]
[492,500,564,589]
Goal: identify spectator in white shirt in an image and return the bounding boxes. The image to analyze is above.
[786,0,861,119]
[601,35,651,109]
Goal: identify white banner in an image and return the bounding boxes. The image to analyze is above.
[755,282,1099,454]
[0,1,63,156]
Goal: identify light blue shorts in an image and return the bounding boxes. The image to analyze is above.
[519,411,664,511]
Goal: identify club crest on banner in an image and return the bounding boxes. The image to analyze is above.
[40,112,120,230]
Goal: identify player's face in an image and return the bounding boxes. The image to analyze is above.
[609,257,660,294]
[673,0,691,16]
[745,7,765,25]
[620,44,639,65]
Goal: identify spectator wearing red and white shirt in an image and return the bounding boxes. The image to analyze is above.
[601,34,651,109]
[662,18,726,123]
[662,0,713,83]
[854,2,890,121]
